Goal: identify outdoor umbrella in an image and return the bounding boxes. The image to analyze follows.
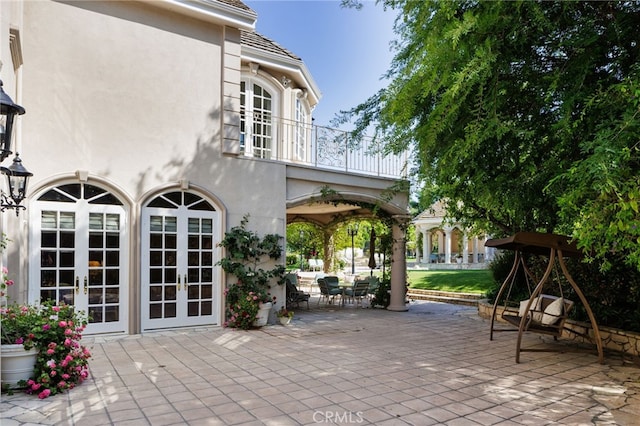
[368,229,377,276]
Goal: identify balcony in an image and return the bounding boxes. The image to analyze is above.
[240,112,408,179]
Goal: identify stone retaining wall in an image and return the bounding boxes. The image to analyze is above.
[478,300,640,357]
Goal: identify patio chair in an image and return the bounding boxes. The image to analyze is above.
[317,277,343,305]
[366,276,380,301]
[344,279,370,306]
[285,274,310,309]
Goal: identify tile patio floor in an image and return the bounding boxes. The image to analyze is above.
[1,300,639,425]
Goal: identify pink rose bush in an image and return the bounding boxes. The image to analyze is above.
[1,300,91,398]
[222,285,276,330]
[216,215,285,330]
[0,266,14,298]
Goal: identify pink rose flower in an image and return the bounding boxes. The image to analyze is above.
[38,389,51,399]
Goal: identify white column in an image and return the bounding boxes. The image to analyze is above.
[484,235,493,262]
[388,215,409,312]
[445,229,452,263]
[462,232,469,264]
[415,226,422,264]
[423,230,429,264]
[472,237,479,263]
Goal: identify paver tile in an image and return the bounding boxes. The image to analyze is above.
[1,300,637,426]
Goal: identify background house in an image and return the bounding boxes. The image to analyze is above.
[413,201,494,269]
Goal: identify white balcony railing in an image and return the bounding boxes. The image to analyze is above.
[240,112,408,179]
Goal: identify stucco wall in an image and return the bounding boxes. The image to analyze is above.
[19,1,284,229]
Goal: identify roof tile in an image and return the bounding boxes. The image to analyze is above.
[241,30,302,61]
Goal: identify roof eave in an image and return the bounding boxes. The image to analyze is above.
[242,46,322,107]
[151,0,257,31]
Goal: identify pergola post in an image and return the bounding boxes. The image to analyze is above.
[388,215,410,312]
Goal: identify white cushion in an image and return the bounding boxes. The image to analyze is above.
[518,299,530,317]
[542,297,565,325]
[519,297,542,320]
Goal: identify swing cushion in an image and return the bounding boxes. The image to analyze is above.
[542,297,565,325]
[518,297,543,322]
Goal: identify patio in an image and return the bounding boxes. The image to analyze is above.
[1,300,639,425]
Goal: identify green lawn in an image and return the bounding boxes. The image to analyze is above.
[407,269,496,295]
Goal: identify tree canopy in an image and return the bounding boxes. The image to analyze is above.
[339,0,640,270]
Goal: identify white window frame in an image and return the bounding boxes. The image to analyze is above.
[240,75,281,160]
[294,96,310,162]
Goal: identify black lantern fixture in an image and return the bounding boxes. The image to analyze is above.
[347,223,359,275]
[0,79,30,215]
[0,79,26,162]
[1,153,32,215]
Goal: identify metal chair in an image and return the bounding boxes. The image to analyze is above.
[344,279,370,306]
[317,277,342,305]
[285,274,310,309]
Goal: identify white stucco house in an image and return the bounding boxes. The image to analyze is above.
[413,201,494,269]
[0,0,409,335]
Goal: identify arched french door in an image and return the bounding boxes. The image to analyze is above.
[141,191,220,331]
[30,183,129,335]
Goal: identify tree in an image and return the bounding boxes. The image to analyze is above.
[339,0,640,270]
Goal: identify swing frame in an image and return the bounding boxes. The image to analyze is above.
[486,232,604,364]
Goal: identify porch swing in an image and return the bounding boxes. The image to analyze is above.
[486,232,604,364]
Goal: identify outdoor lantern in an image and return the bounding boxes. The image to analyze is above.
[0,79,26,162]
[1,153,32,215]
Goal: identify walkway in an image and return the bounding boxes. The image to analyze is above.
[1,300,639,425]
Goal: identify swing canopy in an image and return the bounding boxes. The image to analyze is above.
[485,232,582,257]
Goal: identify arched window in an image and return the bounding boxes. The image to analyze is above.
[240,79,276,159]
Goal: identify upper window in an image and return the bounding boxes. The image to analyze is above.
[240,80,274,159]
[294,98,308,161]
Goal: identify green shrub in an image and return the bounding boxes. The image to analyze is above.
[372,278,390,308]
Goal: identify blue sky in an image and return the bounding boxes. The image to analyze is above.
[244,0,397,128]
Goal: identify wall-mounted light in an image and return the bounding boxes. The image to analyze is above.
[1,153,32,215]
[0,79,30,215]
[0,79,25,162]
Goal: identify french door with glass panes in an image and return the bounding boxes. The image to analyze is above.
[141,191,219,331]
[30,184,129,335]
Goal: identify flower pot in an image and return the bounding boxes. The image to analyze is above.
[279,316,292,326]
[1,344,38,388]
[252,302,272,327]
